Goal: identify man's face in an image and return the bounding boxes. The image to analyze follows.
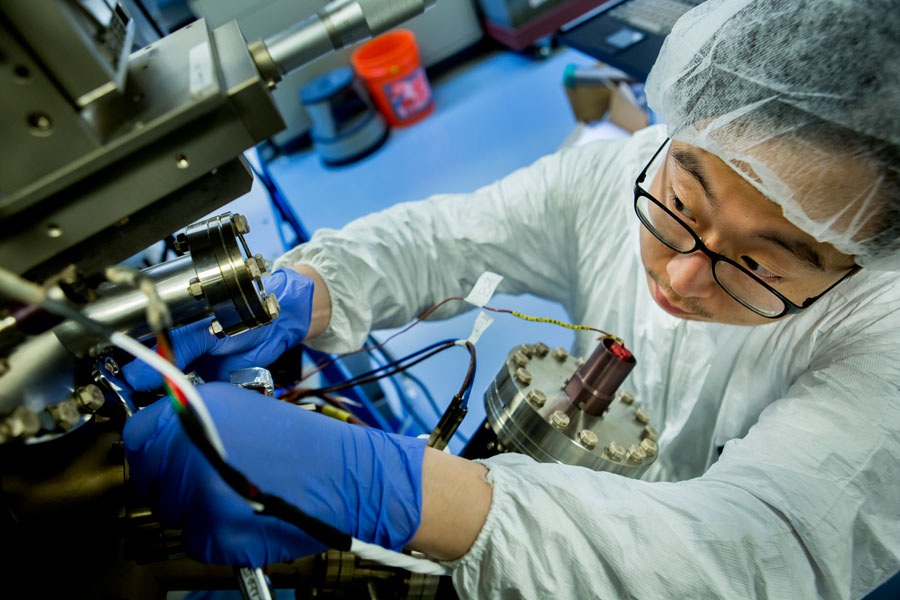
[639,141,857,326]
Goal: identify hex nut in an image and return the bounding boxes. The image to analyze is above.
[619,390,635,405]
[634,408,650,424]
[254,253,267,274]
[626,444,648,464]
[512,350,530,368]
[246,257,262,279]
[208,319,225,338]
[514,367,532,385]
[75,385,105,413]
[550,410,570,430]
[526,389,547,408]
[640,438,658,457]
[578,429,598,449]
[5,407,41,439]
[48,400,81,431]
[265,294,280,319]
[232,213,250,235]
[533,342,550,357]
[641,425,659,441]
[605,441,626,461]
[552,347,568,362]
[521,344,535,358]
[188,280,204,298]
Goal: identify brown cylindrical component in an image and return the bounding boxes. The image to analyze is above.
[564,337,636,416]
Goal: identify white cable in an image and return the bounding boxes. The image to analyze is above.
[0,265,445,568]
[108,332,228,459]
[350,539,451,576]
[0,267,48,305]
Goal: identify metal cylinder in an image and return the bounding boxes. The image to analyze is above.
[564,337,636,416]
[53,255,206,357]
[256,0,435,80]
[472,342,655,477]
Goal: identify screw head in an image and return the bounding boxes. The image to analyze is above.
[533,342,550,357]
[639,438,658,457]
[626,444,648,464]
[605,441,626,461]
[208,319,225,338]
[552,347,568,362]
[514,367,532,385]
[619,390,635,405]
[634,408,650,424]
[526,389,546,408]
[5,407,41,439]
[246,257,262,279]
[512,350,530,367]
[27,112,53,135]
[578,429,598,449]
[48,400,81,431]
[232,214,250,235]
[254,254,267,274]
[641,425,659,441]
[75,385,105,413]
[550,410,570,430]
[188,280,204,298]
[264,294,280,319]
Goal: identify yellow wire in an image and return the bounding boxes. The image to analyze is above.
[484,307,623,344]
[507,311,598,332]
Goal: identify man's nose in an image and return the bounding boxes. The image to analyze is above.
[666,251,716,299]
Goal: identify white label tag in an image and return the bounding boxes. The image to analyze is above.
[464,272,504,307]
[466,311,494,345]
[189,42,215,98]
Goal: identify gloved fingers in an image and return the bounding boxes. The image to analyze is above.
[122,319,217,391]
[202,338,294,383]
[122,397,176,454]
[122,397,180,498]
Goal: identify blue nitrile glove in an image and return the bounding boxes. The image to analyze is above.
[123,382,426,567]
[123,269,313,391]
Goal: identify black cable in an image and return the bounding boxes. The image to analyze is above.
[294,341,458,401]
[370,340,443,418]
[175,403,352,552]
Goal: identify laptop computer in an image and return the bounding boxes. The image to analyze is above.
[559,0,703,81]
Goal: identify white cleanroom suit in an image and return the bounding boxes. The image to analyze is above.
[275,126,900,599]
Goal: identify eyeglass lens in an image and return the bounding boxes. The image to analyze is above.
[635,193,786,317]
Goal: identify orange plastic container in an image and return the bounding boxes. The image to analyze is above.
[350,29,434,127]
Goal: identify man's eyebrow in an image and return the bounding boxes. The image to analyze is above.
[671,148,717,205]
[757,232,824,271]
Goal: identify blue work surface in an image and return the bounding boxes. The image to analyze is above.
[265,46,597,449]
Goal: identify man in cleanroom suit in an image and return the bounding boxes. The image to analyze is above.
[121,0,900,598]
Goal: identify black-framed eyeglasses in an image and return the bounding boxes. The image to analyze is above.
[634,139,860,319]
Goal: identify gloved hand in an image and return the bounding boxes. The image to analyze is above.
[123,382,426,567]
[123,268,314,391]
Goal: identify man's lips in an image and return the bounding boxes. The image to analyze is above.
[652,279,694,316]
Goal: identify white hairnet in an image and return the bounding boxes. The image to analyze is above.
[645,0,900,270]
